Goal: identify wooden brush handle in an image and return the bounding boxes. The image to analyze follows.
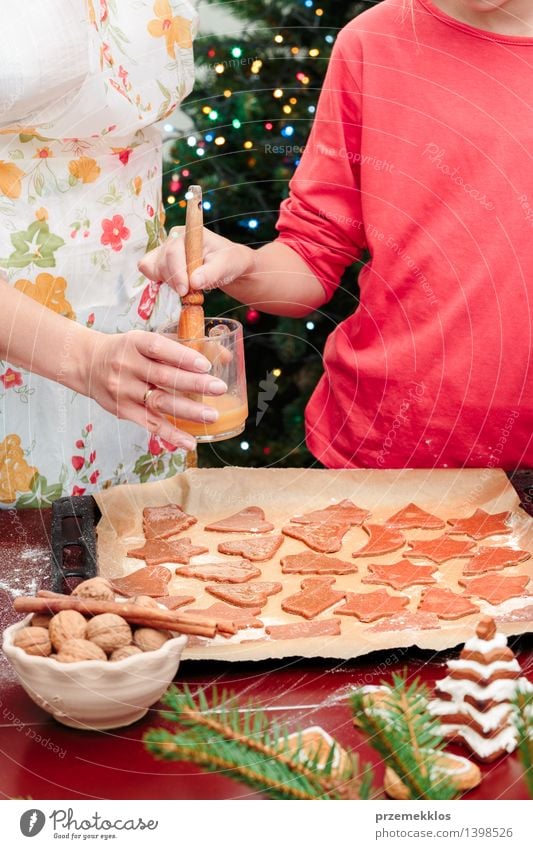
[179,185,205,340]
[184,185,204,307]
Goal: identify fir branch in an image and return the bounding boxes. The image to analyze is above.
[145,685,372,800]
[512,686,533,798]
[349,672,457,800]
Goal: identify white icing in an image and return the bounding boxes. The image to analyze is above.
[448,658,520,677]
[442,723,517,758]
[463,633,507,653]
[429,698,512,733]
[435,676,522,703]
[432,756,471,777]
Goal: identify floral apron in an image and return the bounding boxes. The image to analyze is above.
[0,0,197,507]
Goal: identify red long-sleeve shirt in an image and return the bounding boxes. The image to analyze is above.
[276,0,533,469]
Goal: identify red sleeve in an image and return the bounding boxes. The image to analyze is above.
[275,27,367,301]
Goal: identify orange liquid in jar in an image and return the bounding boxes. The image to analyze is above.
[168,393,248,439]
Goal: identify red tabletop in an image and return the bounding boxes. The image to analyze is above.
[0,505,531,801]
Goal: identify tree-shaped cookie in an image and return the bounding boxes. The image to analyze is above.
[428,616,529,762]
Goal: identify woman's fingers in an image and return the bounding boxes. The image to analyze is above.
[145,388,220,424]
[133,330,211,374]
[145,364,227,396]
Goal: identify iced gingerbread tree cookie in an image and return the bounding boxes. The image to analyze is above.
[429,616,531,762]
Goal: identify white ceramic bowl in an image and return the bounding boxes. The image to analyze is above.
[2,615,188,730]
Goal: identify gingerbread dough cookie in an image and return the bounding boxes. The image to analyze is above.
[281,577,346,619]
[175,560,261,583]
[384,754,481,799]
[447,509,512,540]
[142,504,197,539]
[183,602,264,631]
[127,537,208,567]
[335,589,409,622]
[384,503,445,530]
[206,581,282,608]
[460,574,530,605]
[280,551,357,575]
[217,534,284,561]
[362,559,437,591]
[265,619,341,640]
[405,535,476,564]
[153,595,195,610]
[417,587,480,620]
[281,521,351,553]
[462,546,531,576]
[290,499,370,526]
[352,524,405,557]
[367,611,441,632]
[205,506,274,534]
[110,564,171,598]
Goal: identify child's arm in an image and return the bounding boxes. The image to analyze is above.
[0,276,227,450]
[140,234,325,318]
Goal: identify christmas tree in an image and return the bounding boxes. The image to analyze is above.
[164,1,381,467]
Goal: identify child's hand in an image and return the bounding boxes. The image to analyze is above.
[138,227,255,295]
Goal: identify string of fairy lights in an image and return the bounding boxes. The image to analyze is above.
[164,0,336,229]
[159,0,354,458]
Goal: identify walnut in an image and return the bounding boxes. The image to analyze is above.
[56,639,107,663]
[72,577,115,602]
[49,610,87,651]
[133,627,169,652]
[14,626,52,657]
[131,595,159,609]
[109,645,144,662]
[86,613,132,653]
[30,613,53,629]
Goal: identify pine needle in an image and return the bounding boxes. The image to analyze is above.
[145,684,373,800]
[349,671,457,800]
[512,686,533,798]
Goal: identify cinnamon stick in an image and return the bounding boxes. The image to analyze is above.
[13,596,232,638]
[34,590,237,637]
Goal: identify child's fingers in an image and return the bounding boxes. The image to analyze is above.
[189,244,251,291]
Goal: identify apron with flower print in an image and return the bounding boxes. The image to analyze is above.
[0,0,198,507]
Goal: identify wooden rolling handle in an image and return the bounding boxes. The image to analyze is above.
[178,185,205,341]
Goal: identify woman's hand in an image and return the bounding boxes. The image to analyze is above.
[82,329,227,451]
[138,227,255,295]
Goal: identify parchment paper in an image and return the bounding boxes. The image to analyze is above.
[95,467,533,662]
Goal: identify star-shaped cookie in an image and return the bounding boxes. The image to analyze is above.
[405,535,476,564]
[335,589,409,622]
[447,509,512,540]
[127,537,208,567]
[384,503,445,530]
[362,559,437,591]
